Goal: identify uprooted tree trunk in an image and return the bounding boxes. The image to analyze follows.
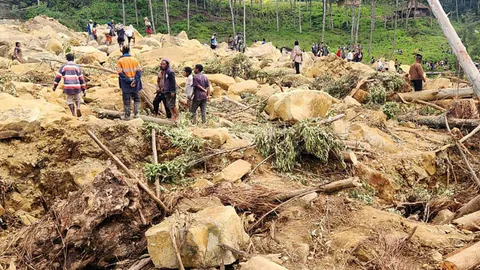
[397,114,480,129]
[455,194,480,219]
[452,210,480,231]
[95,108,175,126]
[395,88,474,102]
[427,0,480,96]
[8,168,159,269]
[441,241,480,270]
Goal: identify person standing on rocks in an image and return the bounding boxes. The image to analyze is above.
[157,59,178,121]
[105,22,113,45]
[184,66,194,110]
[86,19,95,41]
[190,64,211,124]
[210,33,218,49]
[116,24,126,48]
[12,42,22,63]
[53,53,86,118]
[144,17,153,36]
[409,54,426,92]
[116,46,143,120]
[125,25,136,46]
[153,68,172,119]
[291,40,303,75]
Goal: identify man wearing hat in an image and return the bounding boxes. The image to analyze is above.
[409,54,426,91]
[86,19,95,41]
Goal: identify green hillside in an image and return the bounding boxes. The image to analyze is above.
[7,0,480,65]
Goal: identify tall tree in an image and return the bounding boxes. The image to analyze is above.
[299,0,302,33]
[392,0,399,56]
[228,0,236,36]
[414,0,418,19]
[350,1,356,46]
[164,0,170,34]
[276,0,280,31]
[322,0,327,42]
[346,0,349,28]
[455,0,459,20]
[310,0,313,27]
[134,0,139,26]
[122,0,126,25]
[368,0,375,56]
[354,0,362,45]
[187,0,190,30]
[329,0,333,29]
[427,0,480,94]
[243,0,246,41]
[148,0,156,33]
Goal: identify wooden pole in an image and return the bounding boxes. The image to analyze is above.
[441,241,480,270]
[148,0,156,34]
[122,0,126,26]
[151,129,161,198]
[87,130,170,213]
[427,0,480,96]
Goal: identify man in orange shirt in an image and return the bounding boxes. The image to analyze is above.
[409,54,426,92]
[116,46,143,120]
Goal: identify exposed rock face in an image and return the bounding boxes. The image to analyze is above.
[265,90,334,122]
[146,206,250,269]
[280,74,312,88]
[213,159,252,182]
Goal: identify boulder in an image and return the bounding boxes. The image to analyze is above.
[190,127,230,147]
[77,51,108,64]
[256,84,279,98]
[140,46,214,68]
[0,205,5,216]
[349,123,400,153]
[228,80,259,95]
[432,209,454,225]
[244,42,282,62]
[191,179,214,189]
[281,74,311,88]
[146,206,249,269]
[424,78,451,90]
[213,159,252,182]
[355,163,397,202]
[241,256,288,270]
[206,74,236,90]
[344,96,361,107]
[46,37,64,55]
[0,93,66,133]
[265,90,334,122]
[138,37,162,48]
[177,31,189,40]
[15,210,38,226]
[0,57,11,69]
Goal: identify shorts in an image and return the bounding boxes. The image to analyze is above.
[411,80,423,92]
[146,28,153,35]
[165,93,176,109]
[66,93,82,105]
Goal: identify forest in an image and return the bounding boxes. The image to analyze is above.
[2,0,480,65]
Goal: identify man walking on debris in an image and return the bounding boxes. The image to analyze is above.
[53,53,86,118]
[86,19,95,41]
[291,40,303,75]
[409,54,426,92]
[116,24,126,48]
[190,64,211,124]
[116,46,143,120]
[157,59,179,122]
[153,67,172,119]
[12,42,22,63]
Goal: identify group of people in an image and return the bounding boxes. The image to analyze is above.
[312,43,330,57]
[226,33,244,52]
[86,19,136,47]
[52,45,211,124]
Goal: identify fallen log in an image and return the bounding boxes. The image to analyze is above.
[455,195,480,219]
[395,88,473,102]
[222,96,248,108]
[0,130,24,140]
[94,108,175,126]
[441,241,480,270]
[452,211,480,231]
[275,177,362,201]
[397,114,480,129]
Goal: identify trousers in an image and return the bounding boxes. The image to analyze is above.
[153,92,172,118]
[190,99,207,124]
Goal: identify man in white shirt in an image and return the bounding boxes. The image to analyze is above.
[291,40,303,74]
[347,51,354,62]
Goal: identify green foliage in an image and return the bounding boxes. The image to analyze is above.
[367,85,387,105]
[349,183,376,205]
[144,155,189,184]
[311,75,335,91]
[323,73,360,99]
[370,72,406,92]
[419,105,441,116]
[143,122,204,154]
[255,120,345,172]
[381,102,402,120]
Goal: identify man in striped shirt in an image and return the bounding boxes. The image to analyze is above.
[116,45,143,120]
[53,53,86,117]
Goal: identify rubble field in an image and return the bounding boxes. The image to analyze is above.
[1,16,480,270]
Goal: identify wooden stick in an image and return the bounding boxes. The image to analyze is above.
[151,129,160,199]
[318,113,346,124]
[127,258,152,270]
[138,209,147,225]
[170,225,185,270]
[231,91,279,115]
[437,124,480,152]
[222,96,248,108]
[86,130,169,213]
[413,99,447,112]
[455,195,480,219]
[219,243,248,258]
[94,108,175,126]
[249,154,274,177]
[397,114,480,129]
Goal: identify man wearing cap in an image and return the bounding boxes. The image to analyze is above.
[86,20,95,41]
[409,54,427,92]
